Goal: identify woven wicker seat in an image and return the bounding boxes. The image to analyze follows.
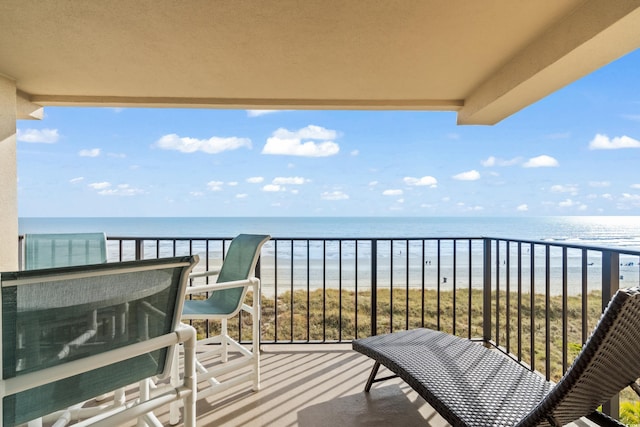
[353,287,640,427]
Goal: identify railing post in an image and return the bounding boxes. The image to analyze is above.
[18,235,23,270]
[371,239,377,336]
[483,238,492,343]
[135,238,144,260]
[601,250,620,419]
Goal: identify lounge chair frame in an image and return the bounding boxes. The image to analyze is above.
[353,287,640,426]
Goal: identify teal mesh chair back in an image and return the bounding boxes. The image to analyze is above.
[1,255,197,427]
[206,234,270,315]
[24,233,108,270]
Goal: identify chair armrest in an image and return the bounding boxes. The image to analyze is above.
[184,277,259,295]
[189,267,222,279]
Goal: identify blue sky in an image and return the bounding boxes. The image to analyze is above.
[17,50,640,217]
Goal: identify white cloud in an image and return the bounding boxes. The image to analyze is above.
[17,128,60,143]
[481,156,497,167]
[97,184,144,196]
[550,184,579,194]
[351,150,359,156]
[262,125,340,157]
[88,182,142,196]
[403,176,438,187]
[69,177,84,184]
[247,176,264,184]
[321,191,349,200]
[559,199,576,207]
[481,156,521,167]
[155,134,251,154]
[369,181,379,187]
[590,181,611,188]
[280,125,337,140]
[207,181,224,191]
[227,181,238,186]
[517,204,528,212]
[263,184,284,192]
[79,148,101,157]
[236,193,248,199]
[247,110,288,117]
[272,176,308,185]
[523,155,559,168]
[622,193,640,199]
[589,134,640,150]
[453,170,481,181]
[631,184,640,189]
[383,189,403,196]
[88,182,111,190]
[190,191,204,197]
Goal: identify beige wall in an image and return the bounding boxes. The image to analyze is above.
[0,76,18,271]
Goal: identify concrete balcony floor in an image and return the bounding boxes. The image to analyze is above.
[131,343,601,427]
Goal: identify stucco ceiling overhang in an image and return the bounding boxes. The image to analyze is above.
[2,0,639,124]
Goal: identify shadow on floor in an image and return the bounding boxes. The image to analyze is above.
[297,384,428,427]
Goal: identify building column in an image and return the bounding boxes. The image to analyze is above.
[0,76,18,271]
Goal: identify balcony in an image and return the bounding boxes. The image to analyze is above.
[15,235,640,425]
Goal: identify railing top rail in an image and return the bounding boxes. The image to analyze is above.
[485,236,640,257]
[105,236,486,241]
[19,234,640,257]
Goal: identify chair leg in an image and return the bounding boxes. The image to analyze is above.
[365,362,381,392]
[364,361,398,392]
[221,318,228,363]
[169,346,181,425]
[137,378,151,427]
[252,281,261,391]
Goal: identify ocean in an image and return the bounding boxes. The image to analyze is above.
[18,216,640,295]
[18,216,640,250]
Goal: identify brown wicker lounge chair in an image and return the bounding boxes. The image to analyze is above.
[353,287,640,426]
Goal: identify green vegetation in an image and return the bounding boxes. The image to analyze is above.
[188,288,638,423]
[621,401,640,426]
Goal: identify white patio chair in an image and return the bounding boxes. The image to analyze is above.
[23,232,124,417]
[24,232,108,270]
[1,255,199,427]
[171,234,269,421]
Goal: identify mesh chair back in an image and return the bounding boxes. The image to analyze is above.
[207,234,270,314]
[518,287,640,426]
[1,256,197,427]
[24,233,108,270]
